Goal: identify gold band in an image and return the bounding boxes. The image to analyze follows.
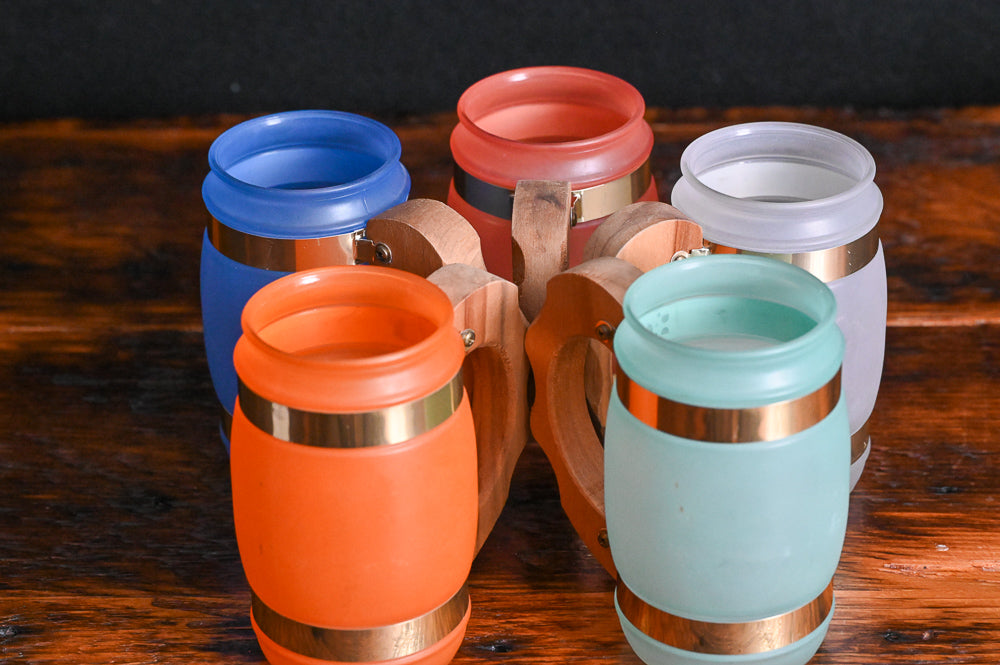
[617,578,833,655]
[208,218,384,271]
[453,161,652,225]
[238,371,464,448]
[252,583,469,662]
[851,416,871,463]
[616,369,841,443]
[708,223,880,282]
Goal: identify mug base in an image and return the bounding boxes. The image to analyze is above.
[251,600,470,665]
[615,594,834,665]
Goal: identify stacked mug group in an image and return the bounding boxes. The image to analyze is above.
[199,66,886,665]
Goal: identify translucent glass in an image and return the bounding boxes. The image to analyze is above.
[199,110,410,445]
[606,256,849,665]
[671,122,885,485]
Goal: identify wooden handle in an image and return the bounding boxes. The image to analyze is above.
[526,204,704,576]
[511,180,572,321]
[364,199,488,275]
[429,263,529,554]
[582,201,704,272]
[366,199,527,554]
[525,257,642,575]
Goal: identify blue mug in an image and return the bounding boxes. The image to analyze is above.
[606,255,850,665]
[200,110,410,446]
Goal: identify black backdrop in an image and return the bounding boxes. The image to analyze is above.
[3,0,1000,120]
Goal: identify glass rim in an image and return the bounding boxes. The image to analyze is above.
[622,255,839,364]
[456,65,647,152]
[678,121,876,211]
[208,109,403,198]
[240,265,455,373]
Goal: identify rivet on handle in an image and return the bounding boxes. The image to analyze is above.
[671,246,711,262]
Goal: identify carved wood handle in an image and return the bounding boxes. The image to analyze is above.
[364,198,488,275]
[428,263,528,553]
[511,180,572,321]
[365,199,528,554]
[526,202,703,576]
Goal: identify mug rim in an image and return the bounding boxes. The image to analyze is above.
[616,255,844,409]
[208,109,403,198]
[623,255,838,363]
[235,265,463,413]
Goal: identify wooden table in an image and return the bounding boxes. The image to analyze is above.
[2,107,999,664]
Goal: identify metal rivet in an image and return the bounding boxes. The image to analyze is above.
[672,247,711,262]
[460,329,476,349]
[374,242,392,264]
[595,321,614,342]
[598,528,610,548]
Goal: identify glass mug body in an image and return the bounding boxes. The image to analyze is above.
[200,110,410,445]
[230,266,476,665]
[671,121,885,488]
[605,256,850,665]
[448,66,658,278]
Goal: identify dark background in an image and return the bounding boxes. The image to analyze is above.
[3,0,999,120]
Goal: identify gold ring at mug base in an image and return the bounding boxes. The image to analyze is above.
[453,161,651,225]
[617,579,834,655]
[707,224,880,283]
[208,218,363,272]
[237,371,464,448]
[616,369,841,443]
[851,417,871,464]
[251,583,470,662]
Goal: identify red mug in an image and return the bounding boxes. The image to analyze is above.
[448,66,658,279]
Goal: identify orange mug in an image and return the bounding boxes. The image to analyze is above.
[231,265,477,665]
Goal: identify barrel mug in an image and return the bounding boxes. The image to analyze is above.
[230,265,476,665]
[671,121,885,487]
[201,110,410,446]
[448,66,659,278]
[606,255,850,665]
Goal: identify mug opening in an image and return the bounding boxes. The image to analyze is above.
[636,295,819,352]
[241,267,454,370]
[680,122,875,205]
[458,67,643,146]
[624,256,837,362]
[210,111,401,192]
[256,304,439,361]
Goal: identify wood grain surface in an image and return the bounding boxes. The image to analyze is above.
[1,107,999,664]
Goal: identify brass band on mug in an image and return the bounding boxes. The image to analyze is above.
[616,579,834,655]
[616,369,842,443]
[208,218,373,271]
[452,161,652,225]
[251,583,470,662]
[237,371,464,448]
[707,223,880,283]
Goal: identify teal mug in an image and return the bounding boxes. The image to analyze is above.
[606,255,850,665]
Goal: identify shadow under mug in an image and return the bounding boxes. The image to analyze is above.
[230,266,477,665]
[671,121,886,488]
[606,255,850,665]
[200,110,410,447]
[448,66,659,279]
